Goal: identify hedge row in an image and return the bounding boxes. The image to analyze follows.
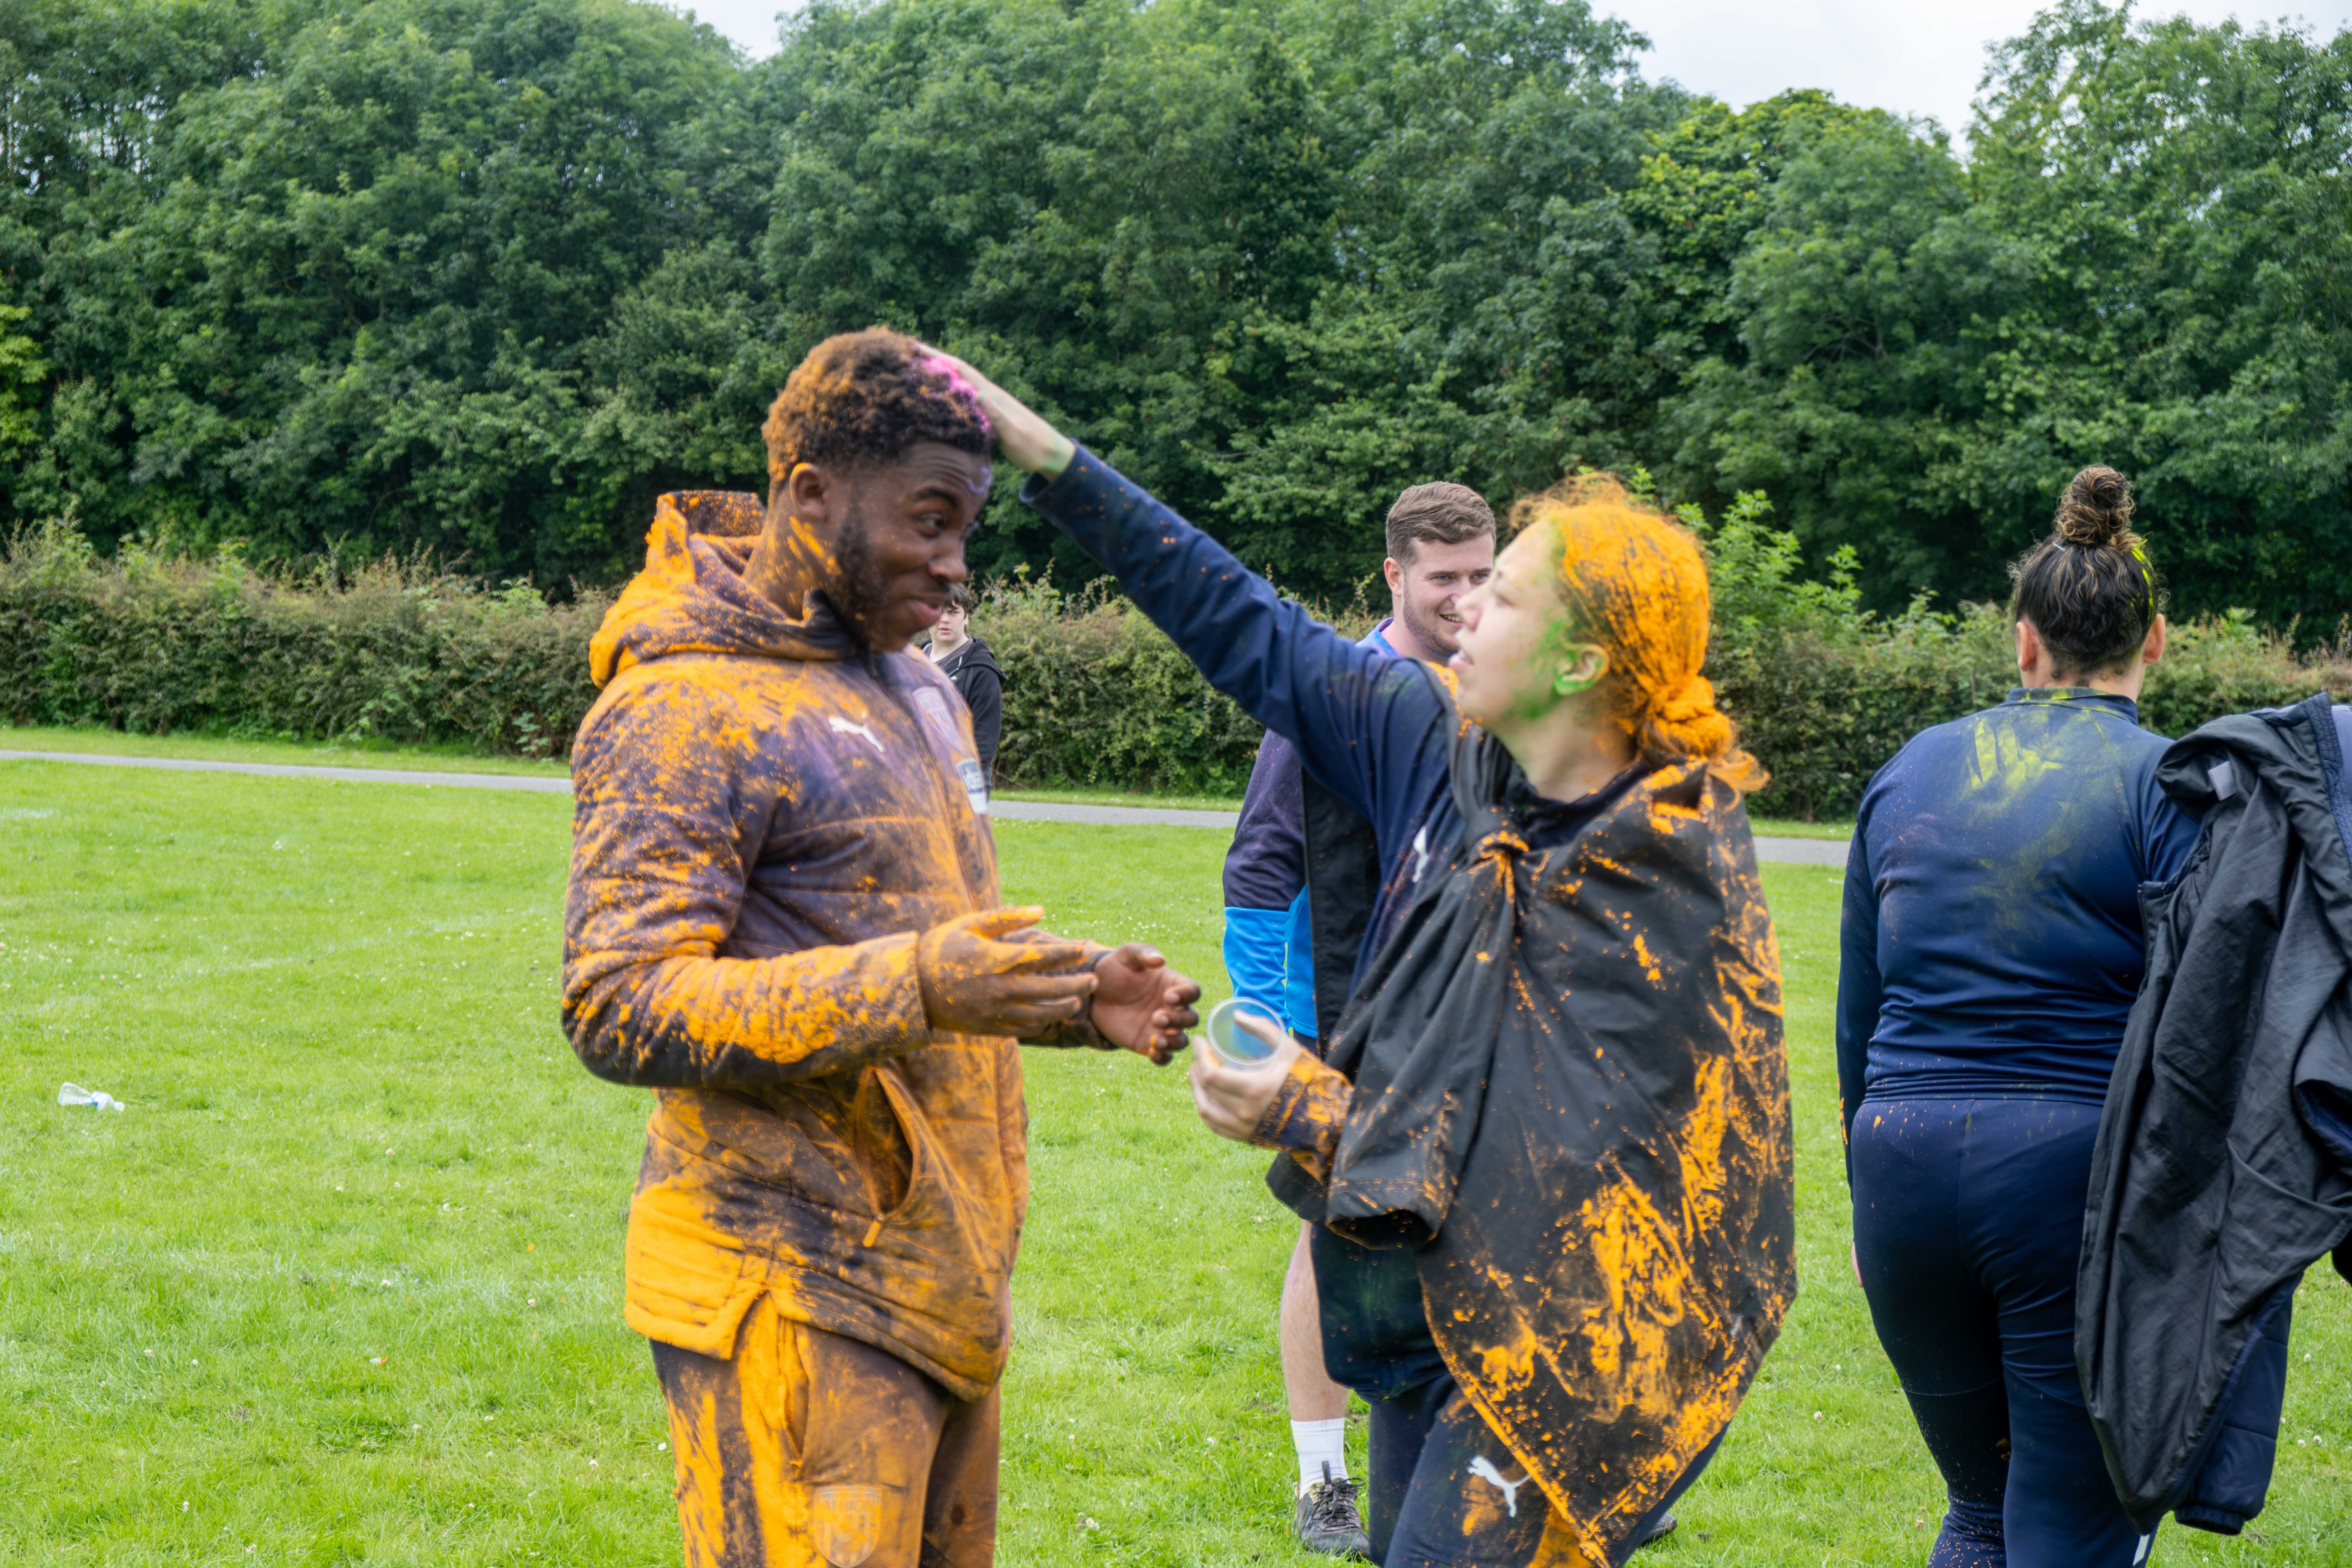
[4,508,2344,817]
[0,522,611,760]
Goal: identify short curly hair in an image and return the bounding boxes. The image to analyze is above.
[763,328,994,488]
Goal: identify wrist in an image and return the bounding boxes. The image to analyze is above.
[1035,432,1074,479]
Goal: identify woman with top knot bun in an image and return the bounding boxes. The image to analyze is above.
[938,346,1797,1568]
[1835,465,2202,1565]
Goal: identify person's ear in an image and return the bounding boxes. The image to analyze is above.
[2142,613,2167,668]
[2015,619,2040,677]
[1383,557,1404,597]
[1551,644,1609,698]
[786,462,839,536]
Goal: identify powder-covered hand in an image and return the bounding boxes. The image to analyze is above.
[916,345,1075,478]
[1189,1011,1303,1141]
[917,907,1098,1037]
[1087,944,1200,1065]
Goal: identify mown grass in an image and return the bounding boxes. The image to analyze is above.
[0,758,2342,1566]
[0,725,1853,838]
[0,723,573,778]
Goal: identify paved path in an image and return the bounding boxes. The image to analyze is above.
[0,749,1848,865]
[0,749,574,793]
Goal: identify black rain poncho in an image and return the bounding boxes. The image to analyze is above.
[1272,705,1796,1568]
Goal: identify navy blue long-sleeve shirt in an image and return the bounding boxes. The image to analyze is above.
[1835,688,2204,1162]
[1026,448,1638,1398]
[1028,452,1460,996]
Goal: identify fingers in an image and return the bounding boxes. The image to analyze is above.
[956,909,1089,974]
[1188,1053,1257,1141]
[1234,1011,1287,1052]
[994,971,1097,1006]
[992,940,1093,975]
[1101,942,1164,971]
[962,906,1046,940]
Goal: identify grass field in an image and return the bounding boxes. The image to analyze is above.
[0,755,2343,1566]
[0,724,1854,838]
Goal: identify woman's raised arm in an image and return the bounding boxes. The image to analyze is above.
[931,350,1446,827]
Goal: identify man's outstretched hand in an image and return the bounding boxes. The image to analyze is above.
[921,346,1075,479]
[1088,944,1200,1065]
[917,908,1096,1038]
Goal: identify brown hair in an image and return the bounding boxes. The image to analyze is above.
[1386,482,1495,565]
[943,583,978,614]
[1508,475,1764,792]
[2008,466,2162,680]
[763,328,993,496]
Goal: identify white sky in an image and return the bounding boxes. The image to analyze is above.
[679,0,2352,143]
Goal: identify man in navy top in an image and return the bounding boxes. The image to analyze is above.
[1220,485,1493,1555]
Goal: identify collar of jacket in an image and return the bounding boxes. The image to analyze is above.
[590,490,858,686]
[2159,692,2352,876]
[2001,685,2142,723]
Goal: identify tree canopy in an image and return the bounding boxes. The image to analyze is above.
[2,0,2347,622]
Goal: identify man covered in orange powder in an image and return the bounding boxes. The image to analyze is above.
[562,328,1200,1568]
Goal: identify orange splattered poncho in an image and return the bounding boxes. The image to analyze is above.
[562,492,1027,1399]
[1273,690,1795,1568]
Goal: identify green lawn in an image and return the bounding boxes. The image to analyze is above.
[0,724,1851,837]
[0,758,2341,1566]
[0,723,573,779]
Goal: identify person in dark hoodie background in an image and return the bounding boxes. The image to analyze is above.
[564,328,1199,1568]
[1836,466,2202,1566]
[928,583,1004,778]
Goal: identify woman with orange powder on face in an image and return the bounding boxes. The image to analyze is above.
[931,351,1795,1568]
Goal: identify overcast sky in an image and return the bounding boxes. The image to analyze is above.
[680,0,2352,143]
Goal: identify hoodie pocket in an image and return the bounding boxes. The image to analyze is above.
[862,1065,947,1238]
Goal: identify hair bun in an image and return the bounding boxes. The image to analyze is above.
[2055,465,2134,548]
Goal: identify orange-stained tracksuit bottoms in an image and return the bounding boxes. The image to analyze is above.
[653,1292,999,1568]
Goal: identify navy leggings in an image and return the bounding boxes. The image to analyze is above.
[1850,1097,2154,1568]
[1364,1368,1718,1566]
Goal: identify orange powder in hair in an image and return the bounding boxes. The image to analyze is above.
[1510,478,1764,793]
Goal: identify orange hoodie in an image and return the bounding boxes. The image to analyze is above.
[564,490,1030,1399]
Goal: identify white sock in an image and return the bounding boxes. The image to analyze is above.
[1292,1418,1349,1495]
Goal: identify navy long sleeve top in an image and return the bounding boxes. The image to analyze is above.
[1026,447,1639,1398]
[1027,451,1459,997]
[1835,688,2204,1161]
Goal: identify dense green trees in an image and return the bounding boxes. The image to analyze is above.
[3,0,2347,623]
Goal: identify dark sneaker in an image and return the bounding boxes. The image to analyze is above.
[1638,1511,1677,1548]
[1294,1462,1371,1557]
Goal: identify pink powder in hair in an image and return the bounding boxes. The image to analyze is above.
[917,354,992,435]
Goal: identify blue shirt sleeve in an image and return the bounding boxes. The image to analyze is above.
[2136,754,2206,887]
[1021,448,1450,842]
[1223,732,1307,1022]
[1834,784,1886,1183]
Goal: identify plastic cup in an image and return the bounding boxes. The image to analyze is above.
[1200,997,1288,1070]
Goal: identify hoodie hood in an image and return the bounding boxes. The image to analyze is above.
[591,490,857,687]
[935,633,1002,680]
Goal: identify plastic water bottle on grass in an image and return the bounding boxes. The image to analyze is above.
[57,1083,126,1112]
